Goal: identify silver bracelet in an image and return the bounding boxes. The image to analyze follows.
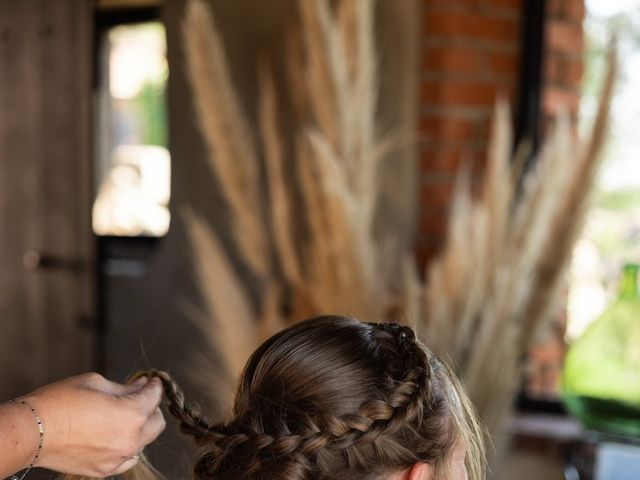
[10,399,44,480]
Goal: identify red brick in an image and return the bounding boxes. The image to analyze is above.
[424,11,519,43]
[424,0,482,8]
[420,182,456,209]
[547,20,584,52]
[543,86,581,116]
[564,0,586,22]
[547,0,585,21]
[421,81,499,106]
[547,0,563,19]
[488,51,520,76]
[563,58,584,86]
[423,45,485,74]
[487,0,521,8]
[420,146,487,175]
[420,116,477,142]
[415,243,445,271]
[420,148,463,173]
[419,208,452,239]
[545,55,561,83]
[545,54,584,87]
[425,0,520,12]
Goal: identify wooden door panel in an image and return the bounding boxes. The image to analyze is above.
[0,0,95,400]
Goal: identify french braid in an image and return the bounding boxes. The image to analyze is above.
[133,317,483,479]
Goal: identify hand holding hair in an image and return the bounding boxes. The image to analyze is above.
[0,372,166,479]
[10,316,485,480]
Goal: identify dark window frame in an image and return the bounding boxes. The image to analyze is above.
[513,0,569,415]
[92,5,165,372]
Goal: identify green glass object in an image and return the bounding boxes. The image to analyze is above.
[563,263,640,437]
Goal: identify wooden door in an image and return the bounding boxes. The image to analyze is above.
[0,0,95,400]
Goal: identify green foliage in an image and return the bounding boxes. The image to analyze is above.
[135,74,169,147]
[595,188,640,210]
[564,265,640,436]
[583,8,640,96]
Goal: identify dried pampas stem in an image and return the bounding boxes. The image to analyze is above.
[423,47,618,436]
[182,209,258,401]
[258,61,303,287]
[183,0,268,278]
[516,47,618,348]
[183,0,389,400]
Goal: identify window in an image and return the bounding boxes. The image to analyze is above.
[524,0,640,403]
[92,20,170,237]
[567,1,640,342]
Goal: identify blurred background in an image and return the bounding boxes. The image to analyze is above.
[1,0,639,479]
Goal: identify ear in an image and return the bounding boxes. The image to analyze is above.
[400,462,435,480]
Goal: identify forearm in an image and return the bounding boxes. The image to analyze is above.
[0,373,165,478]
[0,401,38,477]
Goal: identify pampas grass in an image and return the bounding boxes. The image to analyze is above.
[183,0,268,279]
[181,209,260,407]
[181,0,388,410]
[258,62,302,288]
[424,49,618,434]
[181,0,617,449]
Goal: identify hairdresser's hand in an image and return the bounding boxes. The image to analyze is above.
[19,372,166,478]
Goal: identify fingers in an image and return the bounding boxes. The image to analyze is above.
[117,376,150,395]
[89,373,165,442]
[110,408,164,478]
[141,407,166,445]
[76,372,149,397]
[128,377,164,416]
[103,377,150,397]
[110,454,142,476]
[110,406,164,478]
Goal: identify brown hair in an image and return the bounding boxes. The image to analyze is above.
[68,315,486,479]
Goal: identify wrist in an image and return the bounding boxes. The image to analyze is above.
[18,394,56,469]
[0,401,39,473]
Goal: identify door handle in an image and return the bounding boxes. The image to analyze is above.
[23,250,84,272]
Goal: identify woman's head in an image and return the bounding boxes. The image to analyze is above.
[159,315,486,480]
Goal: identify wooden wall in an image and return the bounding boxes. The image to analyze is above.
[0,0,95,400]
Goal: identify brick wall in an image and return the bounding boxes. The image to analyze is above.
[529,0,586,398]
[544,0,585,121]
[417,0,585,269]
[418,0,522,267]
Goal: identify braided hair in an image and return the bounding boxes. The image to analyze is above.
[132,316,485,480]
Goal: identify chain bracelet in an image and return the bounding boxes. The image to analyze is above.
[9,399,45,480]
